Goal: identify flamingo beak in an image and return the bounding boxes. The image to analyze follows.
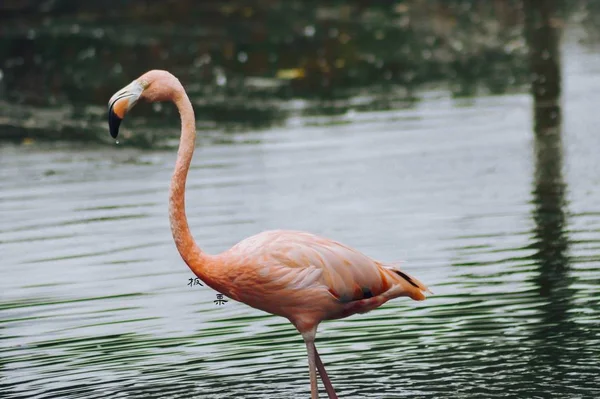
[108,80,144,138]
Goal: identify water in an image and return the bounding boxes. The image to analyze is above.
[2,30,600,399]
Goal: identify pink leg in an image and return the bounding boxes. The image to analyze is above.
[313,344,339,399]
[302,330,320,399]
[305,339,319,399]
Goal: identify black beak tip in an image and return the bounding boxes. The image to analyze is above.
[108,109,122,139]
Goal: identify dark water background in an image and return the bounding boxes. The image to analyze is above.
[1,2,600,398]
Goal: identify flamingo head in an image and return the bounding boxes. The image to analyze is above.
[108,70,182,138]
[108,79,146,138]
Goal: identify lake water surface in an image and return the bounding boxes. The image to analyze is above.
[2,37,600,399]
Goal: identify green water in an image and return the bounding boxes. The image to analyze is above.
[3,63,600,398]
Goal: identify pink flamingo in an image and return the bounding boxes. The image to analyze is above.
[108,70,430,399]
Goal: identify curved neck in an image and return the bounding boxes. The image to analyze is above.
[169,91,211,277]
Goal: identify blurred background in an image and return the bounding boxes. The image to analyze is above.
[1,1,599,398]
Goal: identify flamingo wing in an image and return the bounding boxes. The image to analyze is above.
[227,230,427,303]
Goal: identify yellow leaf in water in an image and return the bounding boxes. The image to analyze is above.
[276,68,305,80]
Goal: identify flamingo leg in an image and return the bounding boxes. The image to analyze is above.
[313,344,339,399]
[304,338,319,399]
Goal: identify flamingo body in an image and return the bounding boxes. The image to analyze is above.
[107,70,429,398]
[210,229,427,332]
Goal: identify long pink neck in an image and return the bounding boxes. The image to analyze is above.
[169,90,212,279]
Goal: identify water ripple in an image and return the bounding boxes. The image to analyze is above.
[2,70,600,398]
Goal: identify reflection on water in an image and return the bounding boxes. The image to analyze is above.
[1,1,535,145]
[527,0,572,329]
[525,5,593,392]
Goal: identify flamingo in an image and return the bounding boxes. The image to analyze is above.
[107,70,430,399]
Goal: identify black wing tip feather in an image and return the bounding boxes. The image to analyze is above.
[394,270,420,288]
